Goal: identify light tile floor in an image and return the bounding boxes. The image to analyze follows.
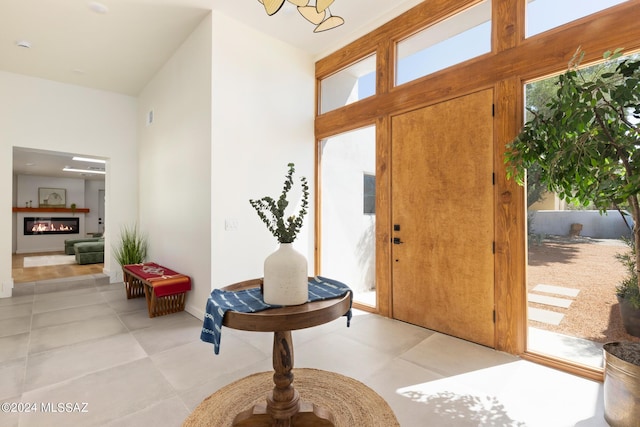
[0,275,609,427]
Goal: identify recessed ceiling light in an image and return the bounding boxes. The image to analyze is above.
[88,1,109,14]
[72,156,105,164]
[63,167,106,175]
[16,40,31,49]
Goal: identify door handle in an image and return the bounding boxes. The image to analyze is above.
[393,237,404,245]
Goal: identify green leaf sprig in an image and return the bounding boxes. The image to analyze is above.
[249,163,309,243]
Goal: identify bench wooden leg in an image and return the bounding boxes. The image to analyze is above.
[138,280,188,318]
[149,287,158,318]
[142,282,155,318]
[123,270,145,299]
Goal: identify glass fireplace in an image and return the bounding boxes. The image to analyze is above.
[24,217,80,235]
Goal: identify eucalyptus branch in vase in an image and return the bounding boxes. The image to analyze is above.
[249,163,309,244]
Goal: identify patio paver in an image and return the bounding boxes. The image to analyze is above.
[528,293,573,308]
[532,284,580,298]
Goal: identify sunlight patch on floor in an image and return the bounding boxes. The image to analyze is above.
[395,360,604,427]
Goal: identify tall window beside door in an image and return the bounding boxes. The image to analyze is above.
[320,126,376,307]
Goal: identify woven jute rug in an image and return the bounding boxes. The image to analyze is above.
[183,368,399,427]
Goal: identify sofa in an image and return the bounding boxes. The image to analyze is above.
[73,241,105,265]
[64,237,103,255]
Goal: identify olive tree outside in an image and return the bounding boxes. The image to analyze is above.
[505,49,640,306]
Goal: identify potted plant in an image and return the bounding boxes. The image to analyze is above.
[113,223,148,299]
[505,48,640,427]
[250,163,309,305]
[112,223,148,266]
[616,238,640,336]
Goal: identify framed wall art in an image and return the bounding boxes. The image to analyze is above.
[38,187,66,207]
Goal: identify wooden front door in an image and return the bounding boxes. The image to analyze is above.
[390,89,495,347]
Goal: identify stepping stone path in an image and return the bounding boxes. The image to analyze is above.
[528,284,580,325]
[532,284,580,298]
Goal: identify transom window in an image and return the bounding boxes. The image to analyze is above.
[395,0,491,87]
[526,0,628,37]
[319,54,376,115]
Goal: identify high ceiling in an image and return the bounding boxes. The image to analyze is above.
[4,0,423,180]
[1,0,425,96]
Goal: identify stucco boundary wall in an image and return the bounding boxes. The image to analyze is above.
[529,210,634,239]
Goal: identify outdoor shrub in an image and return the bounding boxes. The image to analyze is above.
[616,237,640,309]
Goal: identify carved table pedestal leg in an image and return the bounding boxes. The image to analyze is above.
[233,331,335,426]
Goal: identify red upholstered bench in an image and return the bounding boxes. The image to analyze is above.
[122,262,191,318]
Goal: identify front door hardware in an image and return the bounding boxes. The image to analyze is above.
[393,237,404,245]
[393,224,401,231]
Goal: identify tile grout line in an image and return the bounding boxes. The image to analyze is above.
[16,282,36,427]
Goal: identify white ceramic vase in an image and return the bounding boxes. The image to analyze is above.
[263,243,308,305]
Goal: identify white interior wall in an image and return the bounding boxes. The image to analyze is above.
[138,14,212,317]
[210,12,315,298]
[0,12,315,303]
[16,175,86,211]
[0,71,138,297]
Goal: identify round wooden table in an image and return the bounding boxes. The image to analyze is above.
[221,278,352,427]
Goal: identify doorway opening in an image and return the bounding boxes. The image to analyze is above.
[12,147,107,284]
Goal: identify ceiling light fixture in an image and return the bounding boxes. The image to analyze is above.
[72,156,106,164]
[16,40,32,49]
[88,1,109,14]
[258,0,344,33]
[63,167,106,174]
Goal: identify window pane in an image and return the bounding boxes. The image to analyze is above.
[524,56,637,368]
[363,173,375,215]
[396,1,491,86]
[526,0,627,37]
[320,126,376,306]
[320,54,376,114]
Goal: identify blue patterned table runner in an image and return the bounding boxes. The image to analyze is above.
[201,276,353,354]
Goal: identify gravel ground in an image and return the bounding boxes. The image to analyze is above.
[527,235,640,344]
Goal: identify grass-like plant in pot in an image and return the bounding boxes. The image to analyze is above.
[250,163,310,305]
[505,48,640,427]
[113,223,148,266]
